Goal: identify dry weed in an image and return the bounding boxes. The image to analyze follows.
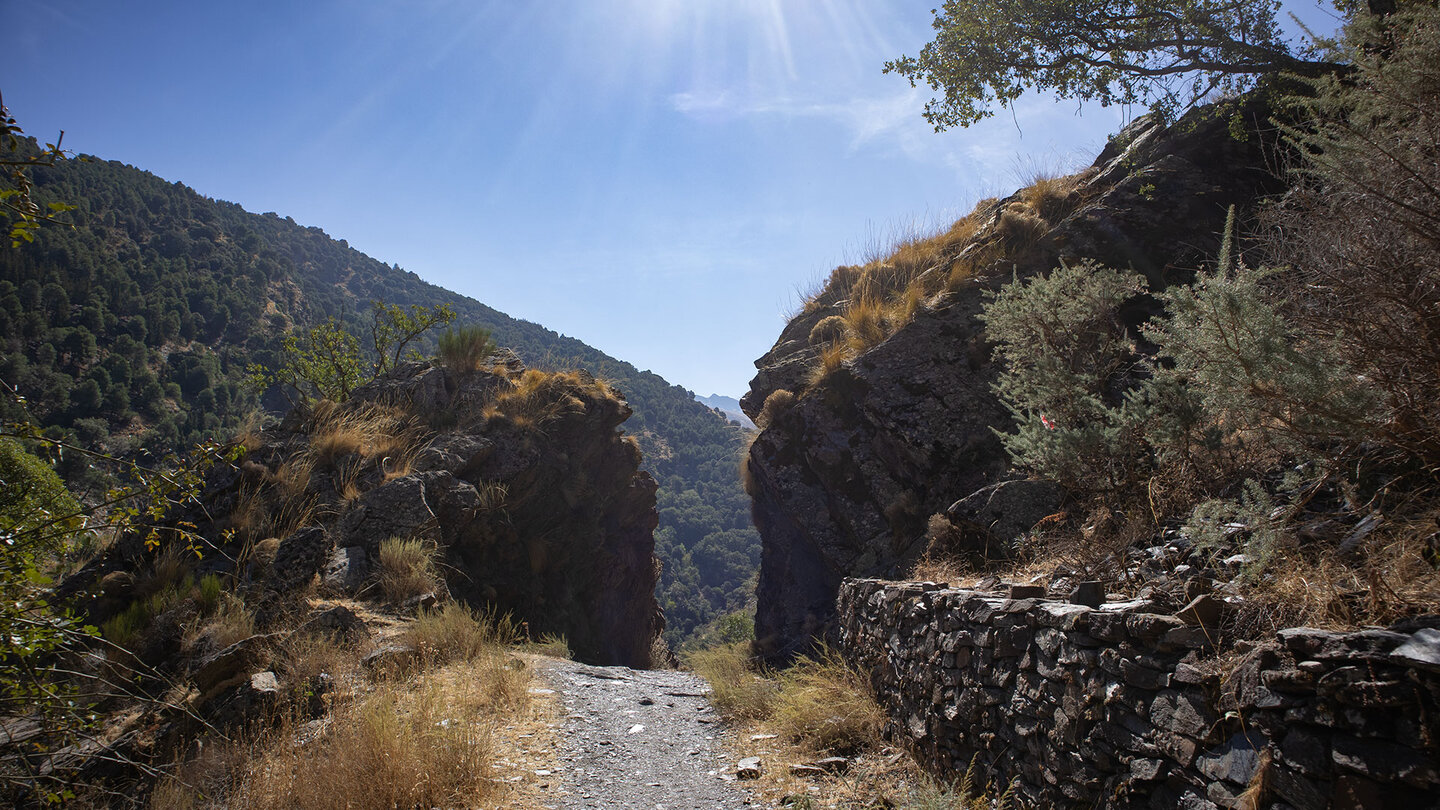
[375,536,440,603]
[1017,172,1083,223]
[405,601,521,666]
[484,369,595,429]
[233,673,507,810]
[686,642,778,721]
[307,403,421,469]
[756,390,795,431]
[192,592,254,650]
[771,648,884,756]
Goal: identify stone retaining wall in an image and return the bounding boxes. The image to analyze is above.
[836,578,1440,809]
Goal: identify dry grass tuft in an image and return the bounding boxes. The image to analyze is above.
[233,673,506,810]
[375,536,441,603]
[192,592,255,650]
[1228,524,1440,635]
[307,403,419,468]
[690,642,882,755]
[806,342,851,387]
[1018,173,1083,223]
[687,642,778,721]
[770,648,885,756]
[756,389,796,431]
[994,207,1050,254]
[405,601,521,665]
[796,197,1010,386]
[808,315,848,347]
[484,369,596,429]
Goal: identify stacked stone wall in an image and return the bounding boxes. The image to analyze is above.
[837,578,1440,809]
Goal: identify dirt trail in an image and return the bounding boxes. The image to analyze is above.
[536,659,757,809]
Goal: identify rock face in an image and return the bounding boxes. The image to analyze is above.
[838,578,1440,809]
[69,360,663,668]
[742,100,1285,661]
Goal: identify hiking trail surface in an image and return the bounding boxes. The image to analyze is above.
[536,658,759,809]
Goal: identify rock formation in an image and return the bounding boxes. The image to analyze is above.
[741,99,1287,661]
[68,358,664,667]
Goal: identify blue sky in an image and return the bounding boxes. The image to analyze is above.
[3,1,1342,398]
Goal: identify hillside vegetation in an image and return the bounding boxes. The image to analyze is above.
[0,151,758,644]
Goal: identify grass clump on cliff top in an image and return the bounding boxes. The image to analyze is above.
[795,173,1086,390]
[483,368,607,430]
[436,324,496,372]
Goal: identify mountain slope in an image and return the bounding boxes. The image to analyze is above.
[0,147,758,644]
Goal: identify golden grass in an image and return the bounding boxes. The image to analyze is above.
[232,671,507,810]
[796,199,1006,386]
[405,601,522,666]
[756,389,795,431]
[191,592,255,650]
[517,632,572,659]
[808,315,848,347]
[689,642,881,754]
[696,642,1015,810]
[306,402,421,469]
[770,648,885,756]
[375,536,441,603]
[1228,524,1440,635]
[805,343,851,388]
[1017,172,1083,223]
[483,369,596,429]
[687,642,779,721]
[793,175,1090,389]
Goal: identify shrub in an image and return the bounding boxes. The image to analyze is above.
[770,647,885,755]
[436,325,495,372]
[685,642,778,721]
[1268,4,1440,467]
[1144,249,1382,456]
[405,602,519,664]
[375,536,440,603]
[979,259,1150,492]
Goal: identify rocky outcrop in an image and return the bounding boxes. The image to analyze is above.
[742,98,1287,661]
[838,578,1440,809]
[69,359,663,668]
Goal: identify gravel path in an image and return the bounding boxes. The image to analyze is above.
[537,659,756,809]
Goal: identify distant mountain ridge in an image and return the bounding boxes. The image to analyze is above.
[0,145,758,644]
[694,393,755,429]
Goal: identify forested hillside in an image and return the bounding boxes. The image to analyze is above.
[0,147,757,644]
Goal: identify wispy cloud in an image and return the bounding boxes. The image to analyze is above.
[668,86,929,150]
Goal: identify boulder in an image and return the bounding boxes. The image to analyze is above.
[321,545,368,595]
[335,475,437,555]
[743,98,1287,662]
[297,605,369,643]
[947,479,1067,554]
[266,526,331,593]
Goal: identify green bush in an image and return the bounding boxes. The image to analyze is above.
[436,325,495,372]
[979,260,1150,492]
[1144,252,1381,456]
